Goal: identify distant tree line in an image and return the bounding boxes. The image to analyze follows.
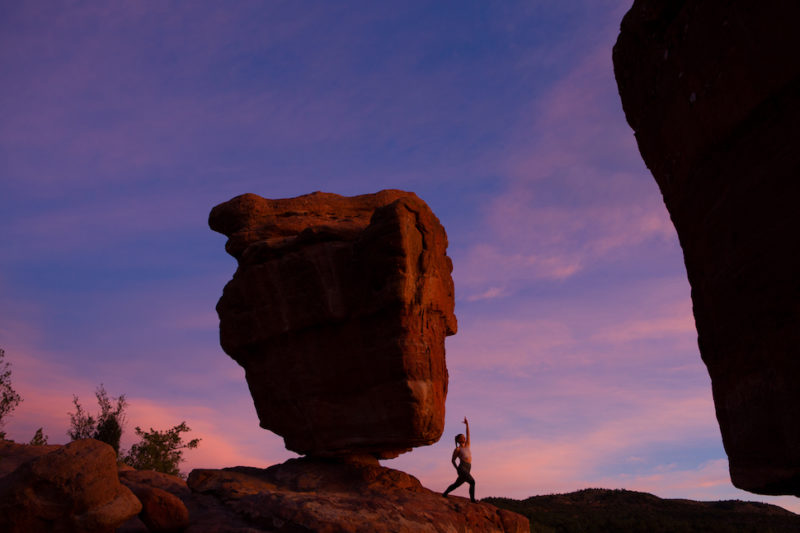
[485,489,800,533]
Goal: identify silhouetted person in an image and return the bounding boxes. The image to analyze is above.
[442,416,476,502]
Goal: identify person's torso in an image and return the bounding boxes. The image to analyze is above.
[456,445,471,464]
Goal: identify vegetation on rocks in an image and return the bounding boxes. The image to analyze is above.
[68,384,127,454]
[65,384,200,477]
[28,427,48,446]
[122,422,200,478]
[0,348,22,440]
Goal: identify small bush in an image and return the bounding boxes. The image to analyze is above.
[29,427,48,446]
[122,422,200,478]
[68,384,127,454]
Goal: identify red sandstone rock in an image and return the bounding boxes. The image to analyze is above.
[614,1,800,495]
[0,439,141,532]
[186,458,528,533]
[0,438,61,477]
[123,482,190,533]
[119,468,191,499]
[119,469,192,533]
[209,190,456,458]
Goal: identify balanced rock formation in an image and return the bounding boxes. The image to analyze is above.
[186,457,528,533]
[0,439,141,532]
[614,1,800,495]
[210,190,456,458]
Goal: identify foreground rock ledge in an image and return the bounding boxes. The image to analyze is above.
[613,1,800,495]
[186,457,529,533]
[209,190,457,459]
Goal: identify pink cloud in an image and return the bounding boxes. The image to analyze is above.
[456,243,583,291]
[0,295,290,470]
[455,187,676,291]
[0,344,98,444]
[123,398,295,472]
[390,388,722,501]
[1,344,294,473]
[450,276,697,375]
[452,29,677,299]
[464,286,511,302]
[591,303,697,344]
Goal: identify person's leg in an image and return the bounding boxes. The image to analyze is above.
[443,477,465,497]
[467,476,476,502]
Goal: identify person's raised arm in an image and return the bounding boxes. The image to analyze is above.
[463,417,470,446]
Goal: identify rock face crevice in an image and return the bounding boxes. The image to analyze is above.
[613,0,800,495]
[210,190,456,459]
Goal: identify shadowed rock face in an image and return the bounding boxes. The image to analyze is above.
[613,1,800,495]
[210,190,456,459]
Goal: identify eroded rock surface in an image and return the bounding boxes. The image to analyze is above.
[121,479,190,532]
[186,458,528,533]
[614,1,800,495]
[209,190,457,459]
[0,439,141,532]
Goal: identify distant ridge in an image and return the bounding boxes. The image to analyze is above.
[485,488,800,532]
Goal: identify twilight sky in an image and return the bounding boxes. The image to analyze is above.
[2,0,798,513]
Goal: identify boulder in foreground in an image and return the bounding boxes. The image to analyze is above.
[0,439,141,533]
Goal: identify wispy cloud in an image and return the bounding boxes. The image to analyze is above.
[390,388,721,501]
[1,342,293,472]
[465,286,511,302]
[453,39,676,300]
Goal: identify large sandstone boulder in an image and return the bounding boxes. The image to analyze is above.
[613,1,800,495]
[121,478,190,532]
[185,458,528,533]
[0,439,61,477]
[118,468,193,533]
[209,190,456,459]
[0,439,142,532]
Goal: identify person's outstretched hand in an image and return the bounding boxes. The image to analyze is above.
[463,417,468,425]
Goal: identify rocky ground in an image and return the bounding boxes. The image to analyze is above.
[0,439,528,532]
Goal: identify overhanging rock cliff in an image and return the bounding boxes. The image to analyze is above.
[613,0,800,495]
